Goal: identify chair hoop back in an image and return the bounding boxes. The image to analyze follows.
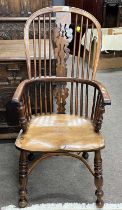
[24,6,102,80]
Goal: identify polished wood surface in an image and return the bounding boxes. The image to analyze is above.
[8,6,111,208]
[0,39,54,61]
[12,78,111,105]
[15,114,104,152]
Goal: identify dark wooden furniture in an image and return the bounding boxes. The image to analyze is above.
[0,0,52,16]
[103,0,122,27]
[0,39,54,61]
[0,39,55,139]
[65,0,104,24]
[9,6,111,208]
[0,0,52,139]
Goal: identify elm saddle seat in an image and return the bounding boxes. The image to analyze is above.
[15,114,104,152]
[7,6,111,209]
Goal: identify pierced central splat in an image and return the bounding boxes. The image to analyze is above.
[54,83,69,114]
[53,12,73,113]
[54,12,73,77]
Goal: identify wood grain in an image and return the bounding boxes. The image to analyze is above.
[15,114,105,152]
[0,39,54,61]
[0,0,52,16]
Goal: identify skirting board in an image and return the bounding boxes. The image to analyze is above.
[2,203,122,210]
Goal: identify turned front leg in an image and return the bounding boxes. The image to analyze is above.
[94,150,104,208]
[19,150,28,208]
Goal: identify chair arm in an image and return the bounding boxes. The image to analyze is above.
[91,80,111,132]
[12,79,30,103]
[6,79,30,130]
[11,78,110,106]
[92,80,111,106]
[62,77,111,106]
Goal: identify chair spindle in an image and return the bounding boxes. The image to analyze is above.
[38,16,42,77]
[33,19,37,78]
[43,14,46,77]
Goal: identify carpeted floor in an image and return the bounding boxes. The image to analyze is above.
[0,68,122,208]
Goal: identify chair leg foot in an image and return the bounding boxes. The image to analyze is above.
[19,150,28,208]
[96,196,104,208]
[82,152,89,160]
[94,150,104,208]
[18,199,28,208]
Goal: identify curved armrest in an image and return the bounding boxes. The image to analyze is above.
[6,77,111,132]
[90,80,111,132]
[12,79,30,102]
[92,80,111,106]
[6,79,30,128]
[12,77,111,106]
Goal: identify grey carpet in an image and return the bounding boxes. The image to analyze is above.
[0,69,122,208]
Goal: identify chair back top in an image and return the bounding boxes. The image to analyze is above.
[24,6,102,80]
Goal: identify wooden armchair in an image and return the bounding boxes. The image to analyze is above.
[9,6,111,208]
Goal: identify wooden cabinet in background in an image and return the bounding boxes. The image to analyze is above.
[65,0,104,24]
[0,60,28,139]
[83,0,103,23]
[65,0,84,9]
[103,0,122,27]
[0,0,52,16]
[0,0,52,139]
[0,39,56,139]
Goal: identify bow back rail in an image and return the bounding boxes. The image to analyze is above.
[12,78,111,131]
[24,6,102,80]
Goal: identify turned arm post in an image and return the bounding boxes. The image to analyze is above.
[11,79,32,131]
[93,95,105,132]
[91,80,111,132]
[18,101,28,133]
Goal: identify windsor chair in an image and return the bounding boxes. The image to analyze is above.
[11,6,111,208]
